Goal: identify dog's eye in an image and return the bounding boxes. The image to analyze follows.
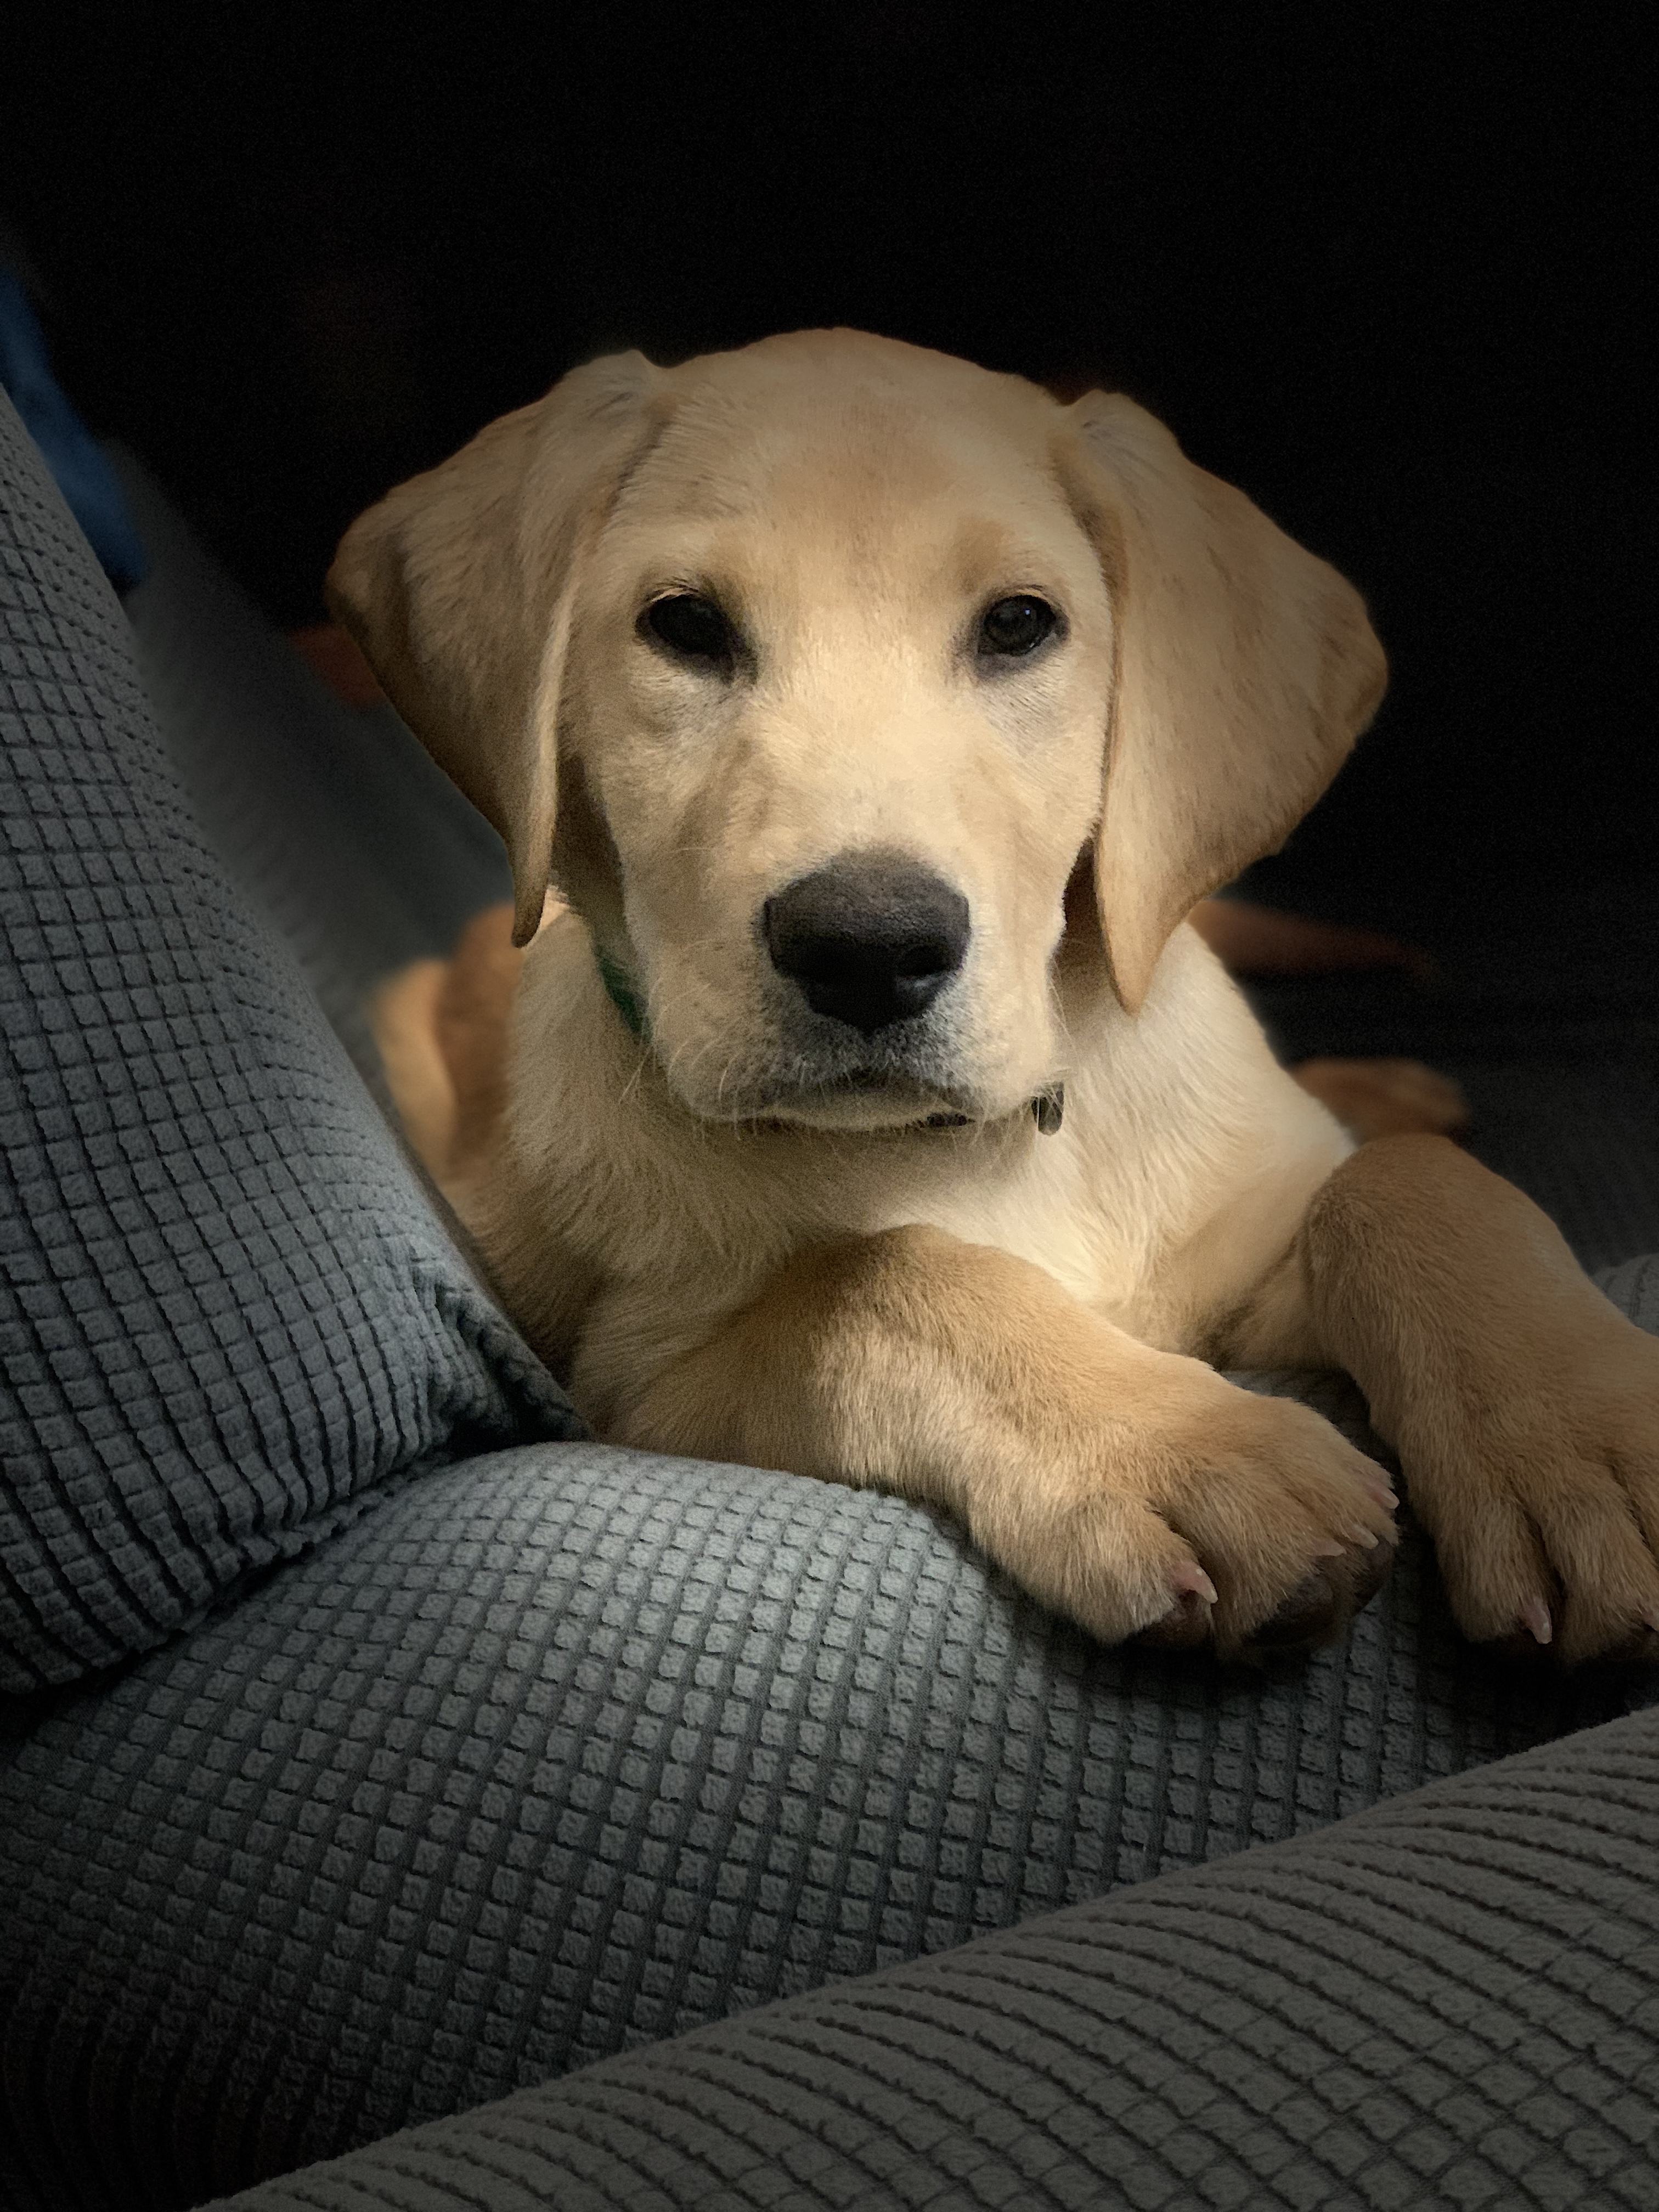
[641,592,737,668]
[978,595,1059,658]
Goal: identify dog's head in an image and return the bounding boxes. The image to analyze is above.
[328,330,1385,1130]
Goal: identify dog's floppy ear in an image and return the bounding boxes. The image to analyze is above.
[1059,393,1387,1012]
[326,352,665,944]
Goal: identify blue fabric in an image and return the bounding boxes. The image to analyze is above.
[0,268,147,592]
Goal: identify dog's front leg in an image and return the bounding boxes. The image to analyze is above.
[1300,1133,1659,1662]
[611,1224,1396,1657]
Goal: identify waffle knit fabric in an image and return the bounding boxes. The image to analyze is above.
[5,1385,1658,2209]
[206,1702,1659,2212]
[0,387,580,1695]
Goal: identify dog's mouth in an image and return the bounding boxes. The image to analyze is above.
[732,1068,982,1133]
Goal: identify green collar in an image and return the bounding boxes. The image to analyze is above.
[595,947,646,1037]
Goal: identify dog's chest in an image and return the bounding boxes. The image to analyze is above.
[495,923,1347,1404]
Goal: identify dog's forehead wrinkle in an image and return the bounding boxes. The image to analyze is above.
[618,360,1055,541]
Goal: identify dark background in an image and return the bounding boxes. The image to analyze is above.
[2,7,1652,935]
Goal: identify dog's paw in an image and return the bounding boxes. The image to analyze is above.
[1401,1310,1659,1665]
[975,1369,1398,1660]
[1139,1379,1400,1659]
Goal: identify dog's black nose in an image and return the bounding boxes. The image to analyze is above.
[763,856,971,1034]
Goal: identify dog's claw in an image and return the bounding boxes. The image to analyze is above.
[1170,1561,1219,1607]
[1136,1561,1220,1650]
[1519,1596,1554,1645]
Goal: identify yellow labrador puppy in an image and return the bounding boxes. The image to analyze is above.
[332,329,1659,1665]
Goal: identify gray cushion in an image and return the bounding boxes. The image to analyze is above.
[0,388,580,1694]
[206,1701,1659,2212]
[113,450,512,1102]
[4,1375,1658,2210]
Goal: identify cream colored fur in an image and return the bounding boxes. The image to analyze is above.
[338,330,1659,1666]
